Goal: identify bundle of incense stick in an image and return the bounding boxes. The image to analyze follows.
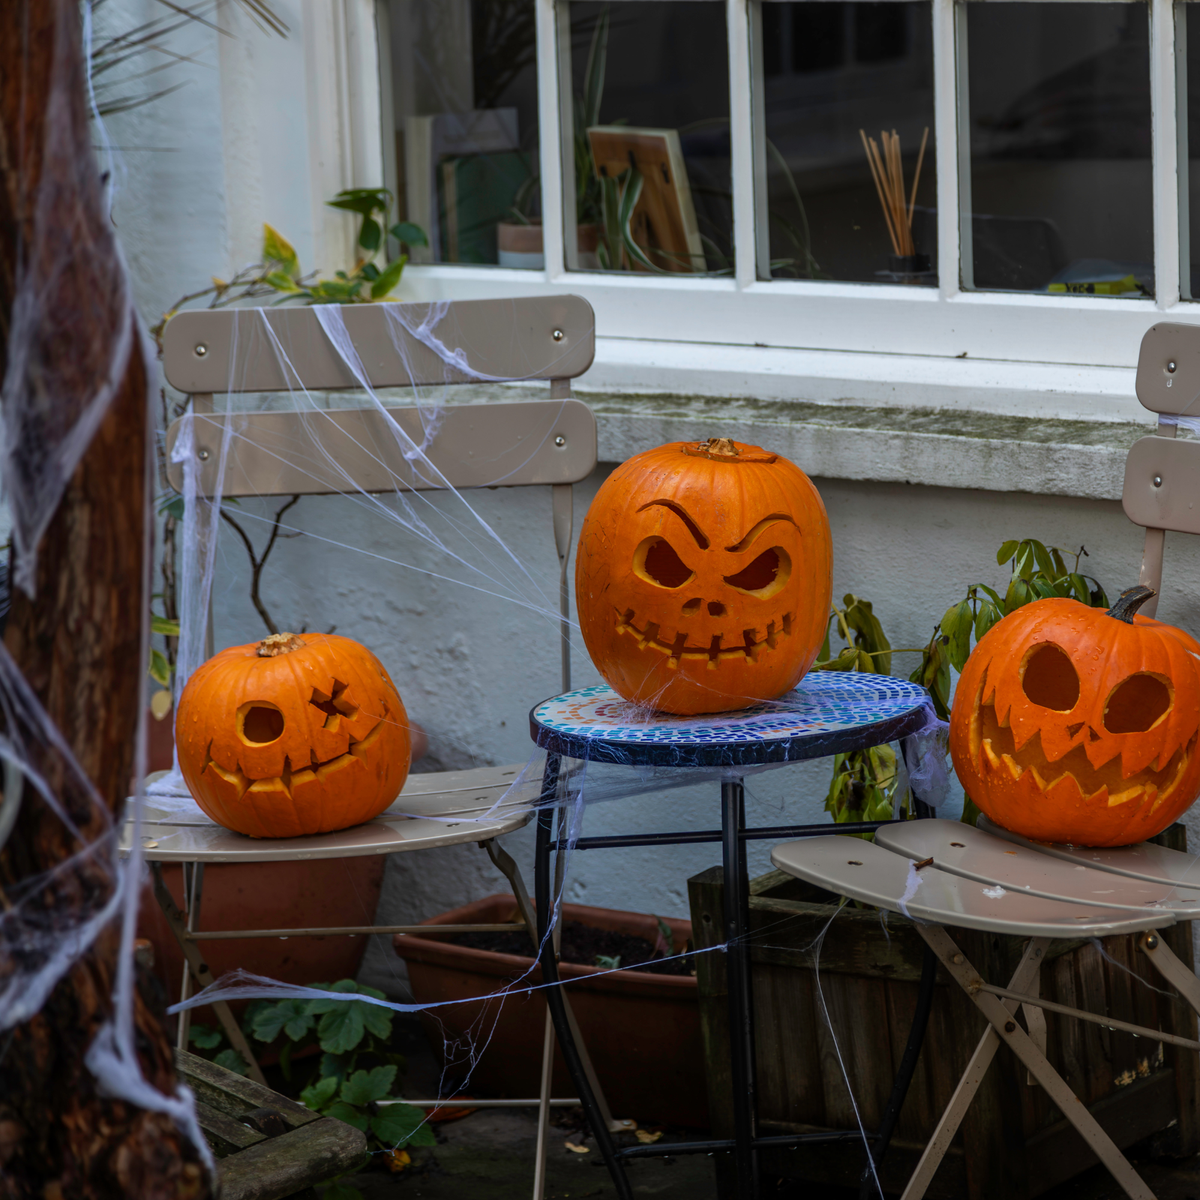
[859,126,929,258]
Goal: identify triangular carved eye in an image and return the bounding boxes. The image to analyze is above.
[635,537,694,589]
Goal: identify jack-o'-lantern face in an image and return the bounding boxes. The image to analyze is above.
[950,588,1200,846]
[176,632,411,838]
[576,439,833,714]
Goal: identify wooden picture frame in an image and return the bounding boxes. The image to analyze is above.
[587,125,705,273]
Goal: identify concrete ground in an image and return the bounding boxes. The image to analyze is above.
[314,1016,1200,1200]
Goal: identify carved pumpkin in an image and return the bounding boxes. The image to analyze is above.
[575,438,832,715]
[949,586,1200,846]
[176,632,411,838]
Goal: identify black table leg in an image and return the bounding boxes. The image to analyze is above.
[858,943,938,1198]
[533,756,634,1200]
[722,777,759,1198]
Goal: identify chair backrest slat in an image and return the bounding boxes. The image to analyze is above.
[1123,435,1200,537]
[165,401,598,497]
[1135,322,1200,416]
[161,296,595,394]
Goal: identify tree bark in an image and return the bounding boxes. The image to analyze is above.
[0,2,212,1196]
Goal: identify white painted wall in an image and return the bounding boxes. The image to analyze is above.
[96,3,1200,999]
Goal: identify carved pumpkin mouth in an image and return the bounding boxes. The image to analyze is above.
[978,701,1195,815]
[615,607,795,670]
[202,719,386,802]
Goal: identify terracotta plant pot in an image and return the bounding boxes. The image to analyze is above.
[139,857,386,1010]
[495,220,602,270]
[393,894,707,1128]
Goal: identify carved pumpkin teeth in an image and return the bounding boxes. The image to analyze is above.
[615,608,795,665]
[980,702,1195,811]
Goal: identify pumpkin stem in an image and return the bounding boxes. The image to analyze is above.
[700,437,738,456]
[257,632,307,657]
[1106,585,1157,624]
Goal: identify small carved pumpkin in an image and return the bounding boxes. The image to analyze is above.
[575,438,833,715]
[949,586,1200,846]
[176,632,411,838]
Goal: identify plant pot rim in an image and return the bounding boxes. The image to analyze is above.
[394,894,697,996]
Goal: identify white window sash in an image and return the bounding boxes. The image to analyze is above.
[382,0,1200,400]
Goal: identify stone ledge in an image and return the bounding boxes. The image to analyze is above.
[580,391,1154,502]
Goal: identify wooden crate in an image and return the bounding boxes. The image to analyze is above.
[687,824,1200,1200]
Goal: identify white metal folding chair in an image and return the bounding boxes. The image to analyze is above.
[123,295,629,1194]
[765,319,1200,1200]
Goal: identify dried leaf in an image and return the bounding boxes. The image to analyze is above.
[564,1141,590,1154]
[635,1130,663,1144]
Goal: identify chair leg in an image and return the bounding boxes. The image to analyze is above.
[917,925,1154,1200]
[859,943,938,1199]
[150,862,268,1087]
[898,935,1047,1200]
[532,1009,556,1200]
[534,800,634,1200]
[1139,930,1200,1014]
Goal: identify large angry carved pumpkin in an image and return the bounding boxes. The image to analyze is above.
[575,438,832,715]
[950,586,1200,846]
[176,632,411,838]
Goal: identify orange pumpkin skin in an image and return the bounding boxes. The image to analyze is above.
[176,632,411,838]
[575,438,833,715]
[949,590,1200,847]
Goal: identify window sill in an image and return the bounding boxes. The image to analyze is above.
[577,382,1151,503]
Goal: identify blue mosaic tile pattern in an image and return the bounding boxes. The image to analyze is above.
[530,674,931,768]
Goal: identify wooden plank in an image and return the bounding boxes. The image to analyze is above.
[193,1100,267,1157]
[1027,1069,1177,1197]
[175,1050,317,1128]
[217,1117,368,1200]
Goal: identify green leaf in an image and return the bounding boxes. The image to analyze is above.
[158,493,185,520]
[188,1023,222,1050]
[390,221,428,247]
[151,614,180,637]
[316,1005,365,1056]
[358,217,381,253]
[279,1039,293,1082]
[372,1103,435,1147]
[213,1048,251,1076]
[250,998,314,1044]
[324,1101,370,1132]
[300,1074,339,1111]
[360,262,380,282]
[340,1065,397,1106]
[262,223,300,276]
[940,599,973,671]
[370,257,406,300]
[996,540,1019,566]
[974,602,1001,643]
[149,648,171,687]
[264,270,301,293]
[319,1052,348,1084]
[1031,540,1055,578]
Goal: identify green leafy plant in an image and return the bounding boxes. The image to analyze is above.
[187,980,433,1193]
[814,540,1110,829]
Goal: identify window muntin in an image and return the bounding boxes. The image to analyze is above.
[760,1,937,285]
[383,0,542,268]
[562,2,733,275]
[963,1,1154,299]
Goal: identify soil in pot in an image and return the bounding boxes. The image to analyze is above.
[450,920,693,976]
[394,895,707,1128]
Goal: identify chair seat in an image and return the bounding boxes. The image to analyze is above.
[530,674,930,768]
[123,763,536,863]
[875,819,1200,917]
[769,835,1174,937]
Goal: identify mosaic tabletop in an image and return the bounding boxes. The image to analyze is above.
[530,673,931,767]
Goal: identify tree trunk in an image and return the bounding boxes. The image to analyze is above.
[0,3,212,1196]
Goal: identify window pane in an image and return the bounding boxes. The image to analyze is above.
[566,2,732,275]
[384,1,541,268]
[761,1,937,285]
[965,3,1153,298]
[1184,4,1200,298]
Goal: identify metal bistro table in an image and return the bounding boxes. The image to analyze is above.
[527,673,933,1199]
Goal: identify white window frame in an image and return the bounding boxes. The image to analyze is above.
[371,0,1195,419]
